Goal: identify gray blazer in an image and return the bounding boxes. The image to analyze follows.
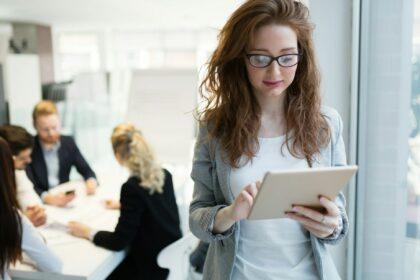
[189,106,349,280]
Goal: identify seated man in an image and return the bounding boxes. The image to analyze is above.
[0,124,47,226]
[26,100,98,207]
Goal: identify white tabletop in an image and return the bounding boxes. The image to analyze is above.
[10,180,126,280]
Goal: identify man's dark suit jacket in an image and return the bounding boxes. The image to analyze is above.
[26,135,96,196]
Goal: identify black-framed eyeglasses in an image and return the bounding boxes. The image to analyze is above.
[246,53,302,68]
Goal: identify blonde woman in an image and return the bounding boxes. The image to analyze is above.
[68,124,182,280]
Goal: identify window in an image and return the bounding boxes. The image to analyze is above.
[405,1,420,278]
[356,1,414,279]
[55,33,101,81]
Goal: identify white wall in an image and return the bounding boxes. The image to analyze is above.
[126,69,198,165]
[3,54,42,133]
[0,23,12,64]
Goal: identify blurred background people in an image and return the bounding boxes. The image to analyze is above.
[26,100,98,207]
[68,123,182,280]
[0,125,47,227]
[0,137,62,280]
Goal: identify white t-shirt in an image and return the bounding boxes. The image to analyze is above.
[231,136,319,280]
[15,170,43,210]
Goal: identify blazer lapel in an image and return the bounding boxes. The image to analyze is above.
[57,138,67,183]
[33,136,49,189]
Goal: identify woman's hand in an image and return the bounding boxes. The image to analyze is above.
[104,199,121,210]
[25,205,47,227]
[285,196,340,238]
[229,181,261,221]
[213,181,261,234]
[85,178,98,195]
[68,221,92,240]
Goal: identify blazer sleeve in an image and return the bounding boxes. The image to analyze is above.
[318,108,349,245]
[69,137,97,181]
[93,182,144,251]
[25,165,44,197]
[189,125,236,243]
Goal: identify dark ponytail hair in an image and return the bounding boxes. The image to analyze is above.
[0,137,22,275]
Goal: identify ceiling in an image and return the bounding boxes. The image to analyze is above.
[0,0,244,29]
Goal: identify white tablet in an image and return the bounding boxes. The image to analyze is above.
[247,165,358,220]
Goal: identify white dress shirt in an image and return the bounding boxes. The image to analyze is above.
[15,170,43,210]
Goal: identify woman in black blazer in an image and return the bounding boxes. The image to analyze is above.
[68,123,182,280]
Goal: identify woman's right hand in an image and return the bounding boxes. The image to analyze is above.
[213,181,261,234]
[228,181,261,221]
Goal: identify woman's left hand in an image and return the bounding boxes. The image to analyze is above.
[68,221,92,240]
[285,196,340,238]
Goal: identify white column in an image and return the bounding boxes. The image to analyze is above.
[356,0,414,279]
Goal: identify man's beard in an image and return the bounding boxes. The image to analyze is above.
[42,135,60,144]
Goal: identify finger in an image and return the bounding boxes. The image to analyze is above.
[240,190,254,207]
[286,212,331,232]
[292,206,339,229]
[33,211,43,220]
[305,222,334,238]
[292,206,324,223]
[244,183,258,199]
[256,181,262,190]
[321,215,340,229]
[34,216,45,225]
[319,196,340,216]
[35,214,46,223]
[303,224,333,238]
[34,207,44,216]
[105,203,112,209]
[68,221,80,229]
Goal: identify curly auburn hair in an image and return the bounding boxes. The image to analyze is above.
[199,0,330,167]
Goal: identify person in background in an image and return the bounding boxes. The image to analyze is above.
[26,100,97,207]
[68,123,182,280]
[0,125,47,227]
[189,0,348,279]
[0,137,62,280]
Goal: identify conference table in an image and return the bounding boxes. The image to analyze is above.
[10,179,127,280]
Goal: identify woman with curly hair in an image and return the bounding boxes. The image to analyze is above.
[68,124,182,280]
[189,0,348,279]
